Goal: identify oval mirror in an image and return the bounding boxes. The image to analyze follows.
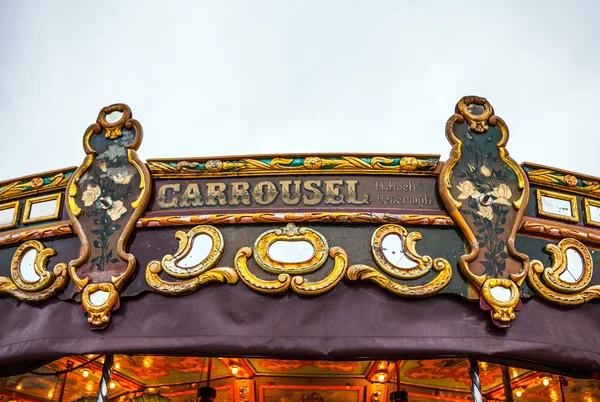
[19,248,41,283]
[177,234,214,268]
[559,248,584,283]
[381,234,418,269]
[268,240,315,264]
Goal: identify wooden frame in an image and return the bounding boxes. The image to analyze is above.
[536,189,579,223]
[583,198,600,228]
[22,193,62,224]
[0,200,19,230]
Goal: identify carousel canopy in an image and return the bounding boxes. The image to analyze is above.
[0,96,599,379]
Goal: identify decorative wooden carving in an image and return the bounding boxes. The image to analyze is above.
[66,104,152,328]
[438,96,530,326]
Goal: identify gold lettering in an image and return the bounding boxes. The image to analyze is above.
[280,180,302,205]
[180,183,204,207]
[346,180,369,205]
[230,182,251,206]
[205,182,227,206]
[156,183,180,208]
[324,180,344,205]
[253,181,278,205]
[302,180,323,205]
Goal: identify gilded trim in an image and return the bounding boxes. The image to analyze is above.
[81,283,119,327]
[0,167,75,203]
[347,225,452,297]
[137,212,454,227]
[536,189,579,223]
[0,240,69,301]
[524,162,600,199]
[528,238,599,306]
[145,225,237,294]
[0,221,73,247]
[146,261,238,296]
[370,224,441,280]
[253,223,329,275]
[235,244,348,296]
[480,278,520,322]
[0,200,19,230]
[161,225,224,278]
[520,216,600,248]
[583,198,600,228]
[22,193,62,225]
[437,96,530,326]
[147,155,440,179]
[66,103,153,328]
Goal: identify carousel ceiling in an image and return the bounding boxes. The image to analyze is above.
[0,356,598,402]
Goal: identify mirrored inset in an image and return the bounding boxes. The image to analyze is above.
[583,198,600,227]
[22,193,62,224]
[536,189,578,222]
[0,200,19,230]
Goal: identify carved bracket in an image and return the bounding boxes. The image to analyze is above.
[146,225,238,295]
[66,104,152,328]
[235,223,347,295]
[347,224,452,296]
[0,240,68,300]
[438,96,530,326]
[528,238,600,305]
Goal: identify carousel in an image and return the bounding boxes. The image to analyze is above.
[0,96,599,401]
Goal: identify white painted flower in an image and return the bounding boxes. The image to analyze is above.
[81,185,101,207]
[492,183,512,205]
[107,200,127,221]
[477,205,494,220]
[480,165,491,177]
[112,173,132,185]
[456,180,481,200]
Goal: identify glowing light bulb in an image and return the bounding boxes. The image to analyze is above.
[82,369,90,378]
[115,362,121,369]
[515,389,523,397]
[86,382,94,392]
[48,391,54,398]
[231,366,239,375]
[109,381,116,390]
[16,384,22,390]
[542,377,550,386]
[377,373,386,382]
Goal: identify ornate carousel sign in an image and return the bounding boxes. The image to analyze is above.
[0,96,599,331]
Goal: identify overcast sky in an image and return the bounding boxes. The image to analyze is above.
[1,1,598,182]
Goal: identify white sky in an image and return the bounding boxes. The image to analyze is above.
[1,1,599,182]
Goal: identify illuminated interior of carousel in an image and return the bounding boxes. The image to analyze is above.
[1,356,599,402]
[1,96,600,402]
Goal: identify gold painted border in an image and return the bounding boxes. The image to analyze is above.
[536,189,579,223]
[161,225,225,278]
[0,200,19,230]
[371,224,434,280]
[583,198,600,228]
[22,193,62,225]
[253,224,329,275]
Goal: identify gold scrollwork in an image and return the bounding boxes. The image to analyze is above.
[235,245,348,296]
[370,224,439,279]
[253,223,329,275]
[456,96,494,133]
[81,283,119,326]
[528,238,600,305]
[161,225,224,278]
[0,240,69,301]
[146,225,238,295]
[347,225,452,297]
[481,278,520,322]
